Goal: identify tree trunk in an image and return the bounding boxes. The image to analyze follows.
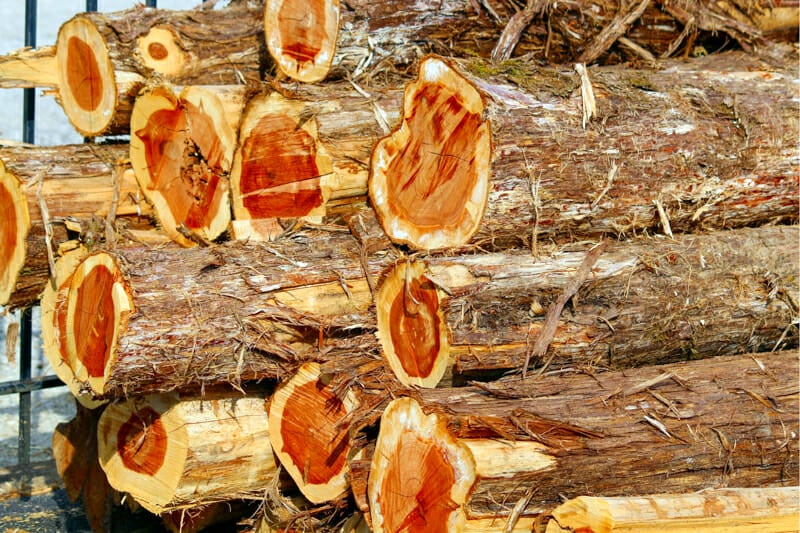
[96,392,276,514]
[40,222,797,401]
[0,142,152,309]
[367,49,798,250]
[534,487,800,533]
[53,4,265,136]
[130,84,248,246]
[350,350,799,520]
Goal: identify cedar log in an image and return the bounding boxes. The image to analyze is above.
[0,142,152,309]
[53,4,264,136]
[97,392,276,514]
[350,351,799,520]
[40,222,798,401]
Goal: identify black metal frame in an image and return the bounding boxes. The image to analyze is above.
[0,0,158,473]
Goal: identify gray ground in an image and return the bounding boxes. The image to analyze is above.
[0,0,212,471]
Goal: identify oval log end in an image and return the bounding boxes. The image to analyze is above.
[0,161,30,306]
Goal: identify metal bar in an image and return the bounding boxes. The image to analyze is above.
[146,0,158,7]
[0,375,63,396]
[86,0,98,12]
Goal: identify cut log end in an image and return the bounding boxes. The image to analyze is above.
[97,394,188,514]
[376,260,450,388]
[130,86,233,247]
[55,15,117,136]
[368,397,476,533]
[136,25,188,77]
[265,0,340,83]
[369,55,492,251]
[231,93,333,241]
[268,362,359,504]
[0,161,30,306]
[64,252,133,397]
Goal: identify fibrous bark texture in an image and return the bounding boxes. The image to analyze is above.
[54,4,265,136]
[0,142,149,309]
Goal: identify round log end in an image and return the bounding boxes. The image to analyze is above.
[130,86,233,247]
[376,260,450,388]
[97,394,188,514]
[268,362,359,504]
[55,15,117,136]
[0,161,30,306]
[64,252,133,397]
[369,55,492,251]
[265,0,340,83]
[136,25,188,77]
[368,397,476,533]
[231,93,333,241]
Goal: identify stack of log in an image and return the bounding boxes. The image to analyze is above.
[1,0,798,531]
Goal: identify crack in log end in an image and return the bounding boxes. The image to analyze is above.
[117,406,168,477]
[267,0,339,82]
[269,362,359,503]
[377,261,450,388]
[0,166,28,305]
[237,113,327,219]
[370,397,475,533]
[66,36,103,113]
[370,56,491,250]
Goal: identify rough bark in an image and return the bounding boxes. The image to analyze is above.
[53,4,265,136]
[96,392,277,514]
[0,142,152,309]
[366,49,798,251]
[350,350,799,519]
[41,222,798,401]
[534,487,800,533]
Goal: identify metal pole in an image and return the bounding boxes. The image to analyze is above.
[86,0,97,12]
[18,0,37,476]
[145,0,157,7]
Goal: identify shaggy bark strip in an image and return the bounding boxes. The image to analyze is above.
[369,56,493,250]
[130,85,245,246]
[268,362,360,504]
[42,222,798,399]
[265,0,340,82]
[97,392,276,514]
[534,487,800,533]
[0,142,150,309]
[53,4,264,136]
[350,351,799,519]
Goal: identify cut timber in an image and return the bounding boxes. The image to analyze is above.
[535,487,800,533]
[358,49,797,250]
[43,223,798,399]
[369,55,492,250]
[368,397,476,533]
[97,393,276,514]
[0,45,58,88]
[416,351,800,517]
[130,85,244,246]
[265,0,340,82]
[375,260,449,388]
[52,403,115,532]
[54,4,264,136]
[0,142,149,309]
[230,91,335,240]
[268,362,360,503]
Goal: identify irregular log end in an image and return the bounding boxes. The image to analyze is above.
[97,394,188,515]
[55,15,117,136]
[64,252,133,397]
[268,362,359,504]
[376,260,450,388]
[231,93,333,241]
[368,397,476,533]
[0,161,30,306]
[265,0,340,83]
[136,25,188,77]
[369,55,492,251]
[130,86,233,247]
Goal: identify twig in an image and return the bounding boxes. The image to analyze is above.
[618,36,658,65]
[577,0,651,64]
[591,162,618,209]
[654,196,674,239]
[503,487,536,533]
[491,0,547,63]
[661,16,696,58]
[523,241,607,377]
[574,63,596,129]
[34,166,57,288]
